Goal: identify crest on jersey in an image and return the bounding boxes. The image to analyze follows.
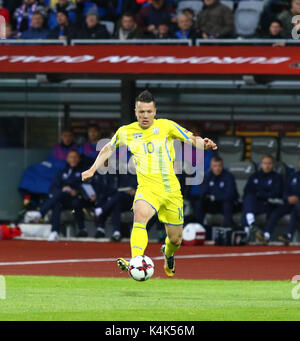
[153,127,159,134]
[133,133,143,139]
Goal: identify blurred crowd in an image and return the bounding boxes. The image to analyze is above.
[0,0,299,42]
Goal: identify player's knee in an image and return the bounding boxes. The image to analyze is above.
[169,234,182,246]
[134,211,148,225]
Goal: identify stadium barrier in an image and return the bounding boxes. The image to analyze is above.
[0,39,67,45]
[71,39,192,46]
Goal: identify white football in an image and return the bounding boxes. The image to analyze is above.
[129,255,154,282]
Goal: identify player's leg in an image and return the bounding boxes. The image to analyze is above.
[117,199,156,272]
[161,224,183,277]
[158,192,184,277]
[130,199,156,257]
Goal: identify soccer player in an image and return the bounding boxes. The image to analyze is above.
[82,90,217,277]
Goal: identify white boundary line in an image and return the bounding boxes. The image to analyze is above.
[0,249,300,267]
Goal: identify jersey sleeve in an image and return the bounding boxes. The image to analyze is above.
[110,126,126,149]
[167,120,193,142]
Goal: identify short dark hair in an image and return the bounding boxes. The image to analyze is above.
[88,123,100,131]
[182,8,195,16]
[211,155,223,163]
[122,11,135,19]
[261,154,275,163]
[61,127,73,134]
[270,19,283,27]
[32,11,44,17]
[135,90,156,106]
[68,149,80,157]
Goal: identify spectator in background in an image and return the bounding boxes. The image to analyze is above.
[277,0,300,38]
[18,127,81,210]
[81,124,101,167]
[154,18,174,38]
[136,0,175,35]
[24,150,87,241]
[21,10,49,38]
[174,14,197,39]
[47,9,77,41]
[257,158,300,246]
[242,155,284,241]
[257,0,289,37]
[0,0,10,24]
[182,7,195,27]
[92,160,137,241]
[196,0,234,38]
[49,128,80,162]
[48,0,76,29]
[103,0,140,22]
[114,12,143,39]
[193,156,239,234]
[74,0,100,29]
[77,8,110,38]
[261,19,284,38]
[14,0,47,36]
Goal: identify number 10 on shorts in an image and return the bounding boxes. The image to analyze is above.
[0,276,6,299]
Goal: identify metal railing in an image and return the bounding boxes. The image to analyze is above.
[0,39,67,45]
[70,39,192,46]
[1,38,300,46]
[195,39,300,46]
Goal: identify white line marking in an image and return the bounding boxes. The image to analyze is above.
[0,249,300,267]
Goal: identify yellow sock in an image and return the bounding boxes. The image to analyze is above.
[130,222,148,258]
[165,236,180,257]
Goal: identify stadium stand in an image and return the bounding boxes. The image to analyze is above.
[0,0,297,43]
[250,137,278,164]
[280,137,300,170]
[220,0,234,11]
[217,136,244,168]
[234,0,265,37]
[226,161,256,200]
[177,0,203,15]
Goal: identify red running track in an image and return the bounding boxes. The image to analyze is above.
[0,240,299,280]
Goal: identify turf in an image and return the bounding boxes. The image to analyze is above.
[0,275,299,321]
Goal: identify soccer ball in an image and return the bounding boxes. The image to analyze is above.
[129,255,154,281]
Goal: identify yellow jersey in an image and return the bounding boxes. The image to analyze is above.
[111,119,193,194]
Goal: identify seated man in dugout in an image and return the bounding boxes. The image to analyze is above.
[193,155,240,238]
[242,154,284,243]
[25,150,87,241]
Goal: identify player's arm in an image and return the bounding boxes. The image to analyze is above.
[168,120,217,150]
[189,135,218,151]
[81,141,114,182]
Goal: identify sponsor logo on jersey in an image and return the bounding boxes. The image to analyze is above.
[133,133,143,139]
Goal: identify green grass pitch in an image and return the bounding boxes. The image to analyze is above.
[0,276,299,321]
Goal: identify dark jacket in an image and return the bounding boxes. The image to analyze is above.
[47,23,77,41]
[277,10,294,38]
[197,0,235,38]
[50,164,83,195]
[137,3,175,32]
[21,27,50,39]
[283,171,300,201]
[78,23,111,39]
[113,22,144,39]
[199,169,239,201]
[243,170,283,200]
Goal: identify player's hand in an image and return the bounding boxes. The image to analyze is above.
[81,168,95,182]
[203,138,218,150]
